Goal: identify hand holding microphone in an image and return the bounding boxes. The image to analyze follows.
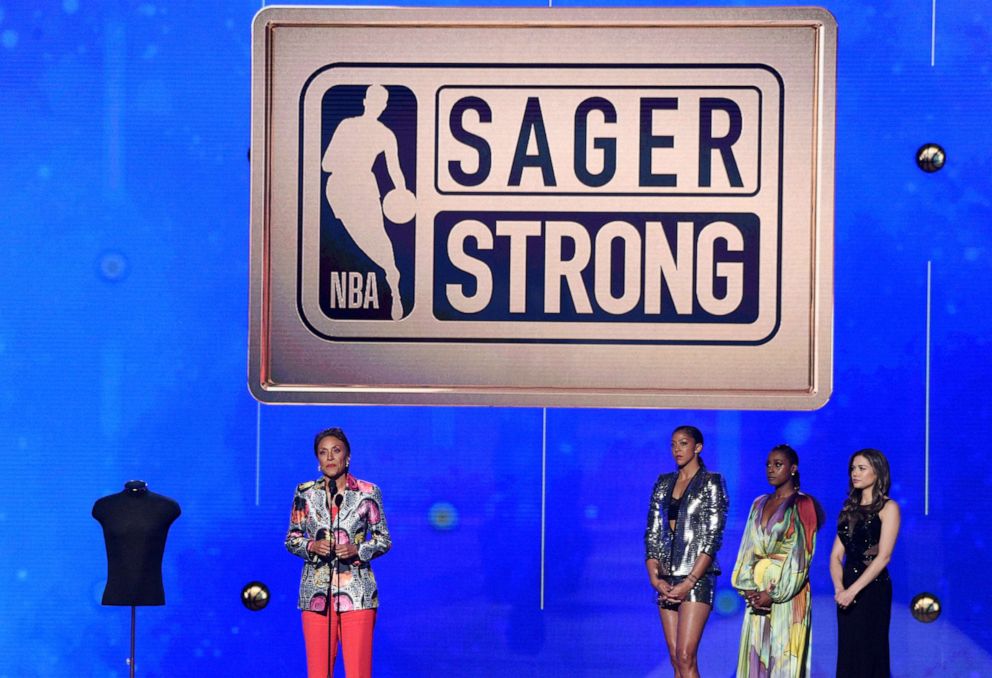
[310,490,345,561]
[330,493,359,559]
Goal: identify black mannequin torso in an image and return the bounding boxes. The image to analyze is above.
[92,480,181,606]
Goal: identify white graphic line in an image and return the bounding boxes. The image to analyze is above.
[255,401,262,507]
[540,407,547,610]
[925,261,932,515]
[931,0,937,67]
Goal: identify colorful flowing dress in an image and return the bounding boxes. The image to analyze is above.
[732,492,819,677]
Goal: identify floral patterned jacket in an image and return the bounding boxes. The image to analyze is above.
[285,474,391,613]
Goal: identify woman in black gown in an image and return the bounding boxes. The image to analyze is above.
[829,449,901,678]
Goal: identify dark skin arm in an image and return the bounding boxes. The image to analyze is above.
[741,583,775,611]
[646,558,673,597]
[662,553,712,603]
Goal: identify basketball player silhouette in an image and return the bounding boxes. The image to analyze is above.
[322,85,413,321]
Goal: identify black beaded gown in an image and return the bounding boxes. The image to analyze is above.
[836,506,891,678]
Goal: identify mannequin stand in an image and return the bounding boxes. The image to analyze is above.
[127,605,136,677]
[93,481,180,678]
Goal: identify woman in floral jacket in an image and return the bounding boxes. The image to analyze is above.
[286,427,391,678]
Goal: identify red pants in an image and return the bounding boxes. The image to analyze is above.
[302,608,376,678]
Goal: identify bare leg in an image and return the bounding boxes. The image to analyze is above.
[384,265,402,320]
[673,602,711,678]
[342,224,402,319]
[326,180,404,319]
[658,607,682,678]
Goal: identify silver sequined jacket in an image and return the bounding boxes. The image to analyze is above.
[286,475,391,612]
[644,468,729,576]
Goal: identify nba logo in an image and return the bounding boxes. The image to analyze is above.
[318,84,417,321]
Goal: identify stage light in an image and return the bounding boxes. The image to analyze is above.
[98,251,129,282]
[241,581,270,611]
[910,592,941,623]
[714,588,741,616]
[916,143,946,173]
[428,501,459,531]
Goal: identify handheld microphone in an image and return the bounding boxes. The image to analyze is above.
[334,491,345,671]
[324,483,344,678]
[322,479,348,678]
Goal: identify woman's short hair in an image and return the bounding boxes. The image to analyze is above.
[313,427,351,457]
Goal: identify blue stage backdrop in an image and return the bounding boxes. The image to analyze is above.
[1,1,990,676]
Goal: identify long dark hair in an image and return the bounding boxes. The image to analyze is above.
[771,443,800,489]
[839,448,891,524]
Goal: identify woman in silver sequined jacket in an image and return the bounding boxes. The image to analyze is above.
[645,425,729,678]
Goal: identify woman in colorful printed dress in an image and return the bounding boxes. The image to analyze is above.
[830,449,900,678]
[732,444,820,677]
[286,427,392,678]
[645,425,729,678]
